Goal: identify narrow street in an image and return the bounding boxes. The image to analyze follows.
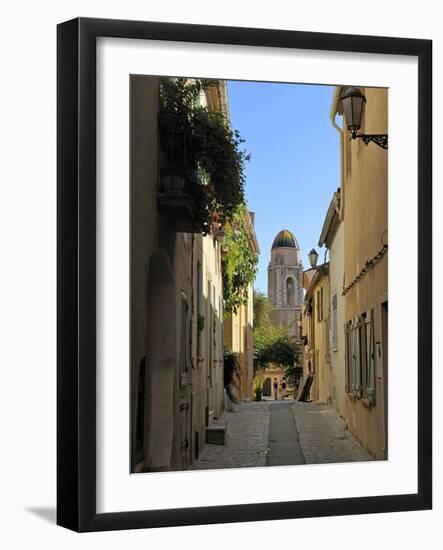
[191,399,372,470]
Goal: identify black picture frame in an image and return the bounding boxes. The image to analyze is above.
[57,17,432,532]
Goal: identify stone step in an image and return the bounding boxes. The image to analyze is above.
[205,425,227,445]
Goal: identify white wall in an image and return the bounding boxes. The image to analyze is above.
[0,1,441,548]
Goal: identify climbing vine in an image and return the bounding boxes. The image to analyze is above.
[222,203,258,314]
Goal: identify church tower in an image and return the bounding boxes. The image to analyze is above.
[268,229,303,339]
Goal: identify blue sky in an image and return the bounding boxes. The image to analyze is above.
[227,81,340,294]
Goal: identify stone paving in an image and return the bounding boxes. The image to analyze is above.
[190,400,271,470]
[190,398,373,471]
[266,402,305,466]
[292,401,373,464]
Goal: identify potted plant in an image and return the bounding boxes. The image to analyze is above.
[253,372,264,401]
[157,78,250,233]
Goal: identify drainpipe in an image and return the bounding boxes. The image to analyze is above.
[330,86,344,220]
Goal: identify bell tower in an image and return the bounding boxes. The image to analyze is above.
[267,229,303,339]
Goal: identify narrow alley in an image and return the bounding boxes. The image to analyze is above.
[191,399,372,470]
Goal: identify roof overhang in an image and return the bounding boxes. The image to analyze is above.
[318,189,341,248]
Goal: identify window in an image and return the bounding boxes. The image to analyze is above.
[196,262,202,357]
[286,277,295,306]
[332,293,338,351]
[207,281,213,387]
[345,317,361,396]
[344,321,351,392]
[324,317,330,360]
[354,318,362,396]
[344,311,376,404]
[317,287,324,322]
[364,309,376,404]
[180,291,188,388]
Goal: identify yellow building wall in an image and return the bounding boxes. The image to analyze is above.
[328,222,347,418]
[342,87,388,459]
[223,280,254,400]
[313,274,331,403]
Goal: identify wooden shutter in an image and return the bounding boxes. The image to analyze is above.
[365,309,376,404]
[332,293,338,351]
[344,321,350,393]
[352,317,362,398]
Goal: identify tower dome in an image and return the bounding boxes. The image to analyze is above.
[272,229,299,249]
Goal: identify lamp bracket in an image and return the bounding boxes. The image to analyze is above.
[352,133,388,150]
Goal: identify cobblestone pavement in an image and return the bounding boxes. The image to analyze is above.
[190,399,372,471]
[190,400,271,470]
[292,401,373,464]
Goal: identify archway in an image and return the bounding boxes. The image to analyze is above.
[263,377,272,396]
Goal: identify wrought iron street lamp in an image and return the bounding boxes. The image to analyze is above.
[340,87,388,149]
[308,248,319,268]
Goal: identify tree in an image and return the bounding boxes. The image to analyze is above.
[253,290,269,329]
[252,290,303,388]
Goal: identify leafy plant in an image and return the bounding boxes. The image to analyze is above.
[158,78,250,233]
[252,288,302,384]
[253,290,269,329]
[252,370,265,393]
[222,203,258,314]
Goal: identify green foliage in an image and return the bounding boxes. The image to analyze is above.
[254,324,295,368]
[284,363,303,389]
[253,290,302,385]
[252,369,265,392]
[158,78,249,233]
[253,290,269,329]
[222,203,258,314]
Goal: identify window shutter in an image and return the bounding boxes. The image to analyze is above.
[344,322,350,393]
[332,293,338,351]
[352,317,362,398]
[366,309,376,404]
[355,316,362,398]
[351,320,356,393]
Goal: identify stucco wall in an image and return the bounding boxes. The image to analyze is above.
[342,87,388,459]
[130,76,225,471]
[314,274,331,402]
[329,222,346,417]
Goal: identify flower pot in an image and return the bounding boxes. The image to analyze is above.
[254,390,262,402]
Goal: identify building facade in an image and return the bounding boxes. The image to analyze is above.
[318,190,346,417]
[333,86,388,460]
[301,263,330,402]
[268,229,304,339]
[130,76,228,472]
[299,86,388,462]
[223,210,258,400]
